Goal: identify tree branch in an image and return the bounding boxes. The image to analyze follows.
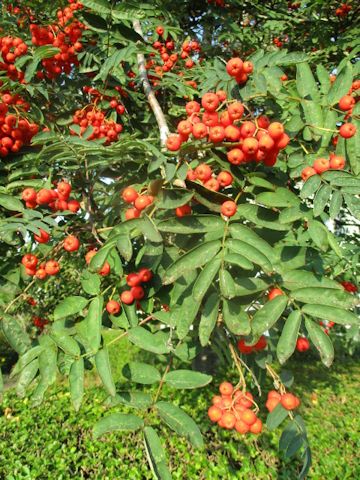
[133,20,170,147]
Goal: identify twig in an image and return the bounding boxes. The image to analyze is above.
[132,20,170,147]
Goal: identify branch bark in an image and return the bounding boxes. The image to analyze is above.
[133,20,170,147]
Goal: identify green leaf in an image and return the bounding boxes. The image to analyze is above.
[229,223,274,261]
[69,358,84,412]
[281,269,342,290]
[247,176,275,190]
[80,269,101,295]
[233,277,269,296]
[2,315,31,355]
[344,193,360,221]
[199,293,219,346]
[307,219,328,251]
[116,234,133,262]
[162,240,221,284]
[302,304,359,326]
[251,295,288,336]
[122,362,161,384]
[16,359,38,398]
[313,184,331,217]
[81,0,111,14]
[164,370,212,389]
[226,238,272,273]
[76,296,103,352]
[223,298,251,336]
[95,347,116,396]
[316,65,331,94]
[144,427,172,480]
[305,318,334,367]
[81,11,108,31]
[54,296,89,320]
[300,175,321,198]
[0,367,3,402]
[128,327,170,354]
[139,216,163,243]
[157,215,225,233]
[38,346,57,386]
[0,193,24,212]
[156,401,203,448]
[10,345,44,377]
[267,403,289,431]
[104,391,153,409]
[236,204,289,231]
[326,63,353,106]
[89,247,111,272]
[256,189,300,208]
[254,73,267,93]
[286,434,304,458]
[219,269,236,299]
[157,189,194,209]
[301,100,323,136]
[327,231,343,259]
[224,252,253,270]
[329,191,342,219]
[276,311,302,364]
[49,331,80,356]
[292,288,355,309]
[296,63,318,100]
[279,419,299,451]
[93,413,144,439]
[192,256,221,301]
[278,205,309,224]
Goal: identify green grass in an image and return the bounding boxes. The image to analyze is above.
[1,331,360,479]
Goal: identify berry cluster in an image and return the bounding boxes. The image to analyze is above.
[30,315,49,331]
[30,1,85,80]
[22,254,60,278]
[70,106,123,143]
[288,1,301,10]
[187,164,233,192]
[166,94,289,170]
[147,28,202,78]
[226,57,253,84]
[21,181,80,213]
[122,187,154,221]
[208,382,262,435]
[0,107,38,157]
[301,154,345,181]
[335,4,351,16]
[318,320,335,335]
[341,281,357,293]
[266,390,300,412]
[237,335,267,354]
[0,35,28,82]
[120,268,152,305]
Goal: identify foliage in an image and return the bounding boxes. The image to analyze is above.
[0,0,359,478]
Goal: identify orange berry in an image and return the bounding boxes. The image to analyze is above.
[241,409,257,426]
[268,288,283,301]
[208,405,222,422]
[219,382,233,396]
[301,166,317,182]
[249,418,262,434]
[221,200,237,217]
[313,158,330,174]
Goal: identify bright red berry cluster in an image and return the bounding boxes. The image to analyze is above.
[238,335,267,354]
[22,254,60,278]
[266,390,300,412]
[301,154,345,181]
[0,108,38,157]
[341,281,357,293]
[208,382,263,435]
[167,94,289,169]
[122,187,154,220]
[30,315,49,330]
[21,181,80,212]
[226,57,253,84]
[335,4,351,16]
[0,35,28,82]
[70,106,123,143]
[120,269,152,305]
[186,164,233,192]
[30,1,85,80]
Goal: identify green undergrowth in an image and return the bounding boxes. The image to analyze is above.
[0,330,360,479]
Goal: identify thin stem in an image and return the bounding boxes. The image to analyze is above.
[133,20,170,147]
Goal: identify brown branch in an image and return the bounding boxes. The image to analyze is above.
[132,20,170,147]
